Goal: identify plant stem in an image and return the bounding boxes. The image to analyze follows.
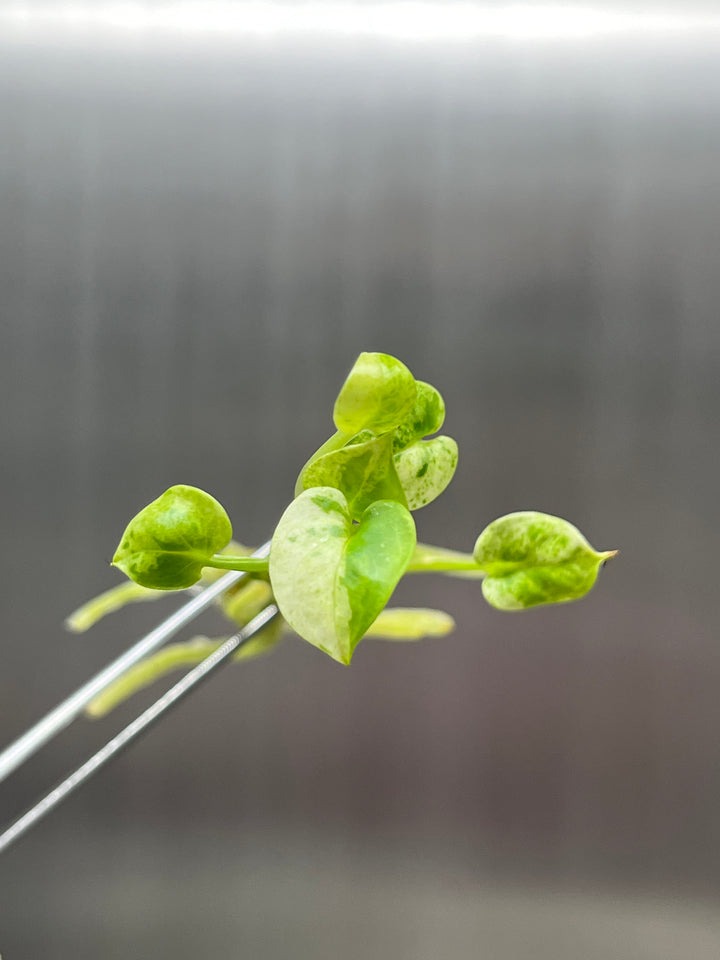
[204,555,270,573]
[405,543,485,577]
[294,429,351,496]
[65,581,165,633]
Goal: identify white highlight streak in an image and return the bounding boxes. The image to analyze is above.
[2,3,720,44]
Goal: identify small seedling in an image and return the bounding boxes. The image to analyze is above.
[68,352,616,716]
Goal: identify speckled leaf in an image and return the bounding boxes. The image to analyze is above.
[392,381,446,452]
[333,352,417,435]
[269,487,416,664]
[473,511,616,610]
[394,436,458,510]
[112,485,232,590]
[300,431,407,520]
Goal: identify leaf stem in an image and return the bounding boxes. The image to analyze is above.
[294,429,352,496]
[204,555,270,573]
[405,543,485,577]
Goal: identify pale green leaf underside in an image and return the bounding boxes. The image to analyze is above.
[112,485,232,590]
[333,352,417,435]
[269,487,416,664]
[365,607,456,640]
[474,511,616,610]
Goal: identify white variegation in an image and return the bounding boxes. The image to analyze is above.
[270,487,416,664]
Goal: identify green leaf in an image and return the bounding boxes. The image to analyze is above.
[333,352,417,435]
[300,431,407,520]
[473,511,617,610]
[269,487,416,664]
[394,436,458,510]
[112,485,233,590]
[365,607,456,640]
[393,381,446,452]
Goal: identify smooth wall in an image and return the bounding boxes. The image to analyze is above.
[2,5,720,957]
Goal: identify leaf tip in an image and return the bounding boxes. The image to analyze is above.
[84,700,106,720]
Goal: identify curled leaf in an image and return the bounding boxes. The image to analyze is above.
[269,487,416,664]
[394,435,458,510]
[393,381,446,452]
[333,352,417,435]
[300,431,407,519]
[112,485,232,590]
[473,511,616,610]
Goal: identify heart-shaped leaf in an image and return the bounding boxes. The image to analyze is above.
[269,487,416,664]
[300,431,407,519]
[112,485,232,590]
[333,352,417,435]
[473,511,616,610]
[394,436,458,510]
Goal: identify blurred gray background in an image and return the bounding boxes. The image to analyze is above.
[2,2,720,956]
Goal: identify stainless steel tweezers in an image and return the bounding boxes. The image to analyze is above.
[0,543,276,855]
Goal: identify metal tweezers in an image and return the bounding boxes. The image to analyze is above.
[0,543,276,855]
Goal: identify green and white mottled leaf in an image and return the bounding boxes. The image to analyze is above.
[474,511,617,610]
[112,485,232,590]
[365,607,456,640]
[333,352,417,435]
[269,487,416,664]
[300,431,407,519]
[393,381,446,452]
[394,436,458,510]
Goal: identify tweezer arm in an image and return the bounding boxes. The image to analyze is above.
[0,602,279,856]
[0,542,271,784]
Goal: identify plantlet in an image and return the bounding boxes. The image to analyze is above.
[68,352,616,715]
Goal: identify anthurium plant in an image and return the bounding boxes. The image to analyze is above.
[67,352,616,717]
